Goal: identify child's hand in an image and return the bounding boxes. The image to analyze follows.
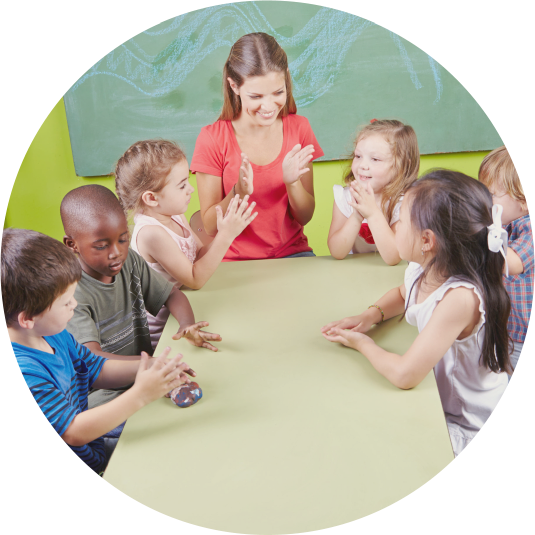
[321,312,376,335]
[215,194,258,240]
[132,349,191,406]
[322,327,374,352]
[172,321,222,352]
[282,144,315,186]
[350,180,381,219]
[346,188,364,223]
[236,153,254,197]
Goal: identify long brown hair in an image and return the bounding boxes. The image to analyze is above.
[406,170,512,374]
[344,119,420,223]
[218,32,297,121]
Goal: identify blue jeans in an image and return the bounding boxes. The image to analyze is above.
[508,342,523,381]
[283,251,316,258]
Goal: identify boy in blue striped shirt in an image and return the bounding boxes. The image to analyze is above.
[3,228,192,472]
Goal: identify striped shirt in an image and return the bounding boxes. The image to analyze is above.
[504,214,533,343]
[13,330,107,471]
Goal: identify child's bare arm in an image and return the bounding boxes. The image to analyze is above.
[84,341,141,361]
[366,215,401,266]
[327,201,363,259]
[165,288,222,351]
[62,349,190,447]
[324,287,479,389]
[322,284,406,333]
[506,248,524,275]
[138,196,257,290]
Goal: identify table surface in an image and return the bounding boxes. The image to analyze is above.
[104,254,453,534]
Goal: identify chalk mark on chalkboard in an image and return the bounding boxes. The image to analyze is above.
[389,32,423,90]
[428,56,443,104]
[69,3,442,105]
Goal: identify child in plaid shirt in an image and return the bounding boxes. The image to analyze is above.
[479,146,532,376]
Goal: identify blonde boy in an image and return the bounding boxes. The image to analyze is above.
[479,146,532,374]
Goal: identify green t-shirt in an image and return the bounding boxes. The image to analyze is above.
[67,248,173,356]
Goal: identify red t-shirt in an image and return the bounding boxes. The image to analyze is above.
[190,114,324,261]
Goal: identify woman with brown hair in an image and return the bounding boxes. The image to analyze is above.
[190,32,324,261]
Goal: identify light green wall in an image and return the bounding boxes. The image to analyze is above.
[6,99,491,257]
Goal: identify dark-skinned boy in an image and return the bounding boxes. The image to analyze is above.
[61,185,221,408]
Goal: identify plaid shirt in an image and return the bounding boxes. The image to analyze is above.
[504,214,533,343]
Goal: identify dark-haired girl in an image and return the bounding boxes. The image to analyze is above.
[322,170,511,456]
[191,32,324,260]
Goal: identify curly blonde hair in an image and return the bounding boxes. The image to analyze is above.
[344,119,420,223]
[114,139,187,216]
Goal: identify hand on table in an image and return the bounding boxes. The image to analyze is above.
[349,180,381,220]
[282,144,315,186]
[321,312,376,335]
[132,348,192,405]
[216,194,258,240]
[173,321,222,352]
[235,153,254,196]
[321,327,374,352]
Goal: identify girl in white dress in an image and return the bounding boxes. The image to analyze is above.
[115,139,257,349]
[327,119,420,265]
[322,170,511,456]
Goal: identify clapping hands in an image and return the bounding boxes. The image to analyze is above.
[235,153,254,196]
[216,194,258,240]
[133,348,192,405]
[348,180,381,220]
[282,144,315,186]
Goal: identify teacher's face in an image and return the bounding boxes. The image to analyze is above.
[229,71,287,126]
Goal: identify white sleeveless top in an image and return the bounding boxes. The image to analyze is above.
[404,262,507,456]
[333,184,402,254]
[131,213,198,349]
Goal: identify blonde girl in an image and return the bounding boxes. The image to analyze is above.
[323,170,511,456]
[115,139,257,348]
[328,119,420,264]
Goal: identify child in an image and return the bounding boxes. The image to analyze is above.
[114,140,257,348]
[322,170,511,456]
[479,146,532,375]
[60,184,218,408]
[3,228,191,472]
[327,119,420,265]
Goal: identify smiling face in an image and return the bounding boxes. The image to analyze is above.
[31,282,78,337]
[65,211,130,284]
[152,160,194,216]
[230,71,287,127]
[351,134,395,194]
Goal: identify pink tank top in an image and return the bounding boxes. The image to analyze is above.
[131,213,197,288]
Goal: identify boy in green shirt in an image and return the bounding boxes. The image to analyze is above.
[61,184,220,407]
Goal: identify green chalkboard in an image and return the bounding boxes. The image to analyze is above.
[64,1,502,177]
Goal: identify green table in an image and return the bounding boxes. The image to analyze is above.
[104,255,453,534]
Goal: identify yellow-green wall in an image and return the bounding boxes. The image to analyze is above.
[6,99,490,257]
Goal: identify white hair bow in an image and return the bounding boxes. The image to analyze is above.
[487,204,509,276]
